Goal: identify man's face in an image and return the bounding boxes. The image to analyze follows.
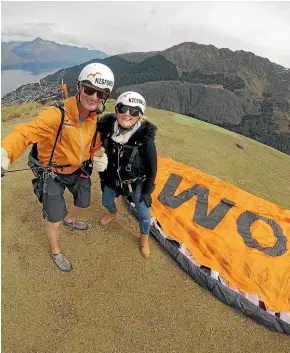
[79,83,108,111]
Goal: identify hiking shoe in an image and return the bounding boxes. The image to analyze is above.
[53,253,72,272]
[100,212,117,226]
[63,219,88,230]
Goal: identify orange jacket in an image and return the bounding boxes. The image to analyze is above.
[1,96,102,174]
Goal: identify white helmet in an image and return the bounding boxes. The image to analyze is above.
[116,91,146,114]
[78,63,114,93]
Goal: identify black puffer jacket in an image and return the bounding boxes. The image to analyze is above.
[97,114,157,196]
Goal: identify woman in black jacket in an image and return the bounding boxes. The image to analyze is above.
[95,91,157,258]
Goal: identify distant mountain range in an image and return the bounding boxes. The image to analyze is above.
[2,41,290,155]
[1,37,107,70]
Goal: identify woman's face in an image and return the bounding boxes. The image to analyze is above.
[79,83,107,112]
[116,104,141,129]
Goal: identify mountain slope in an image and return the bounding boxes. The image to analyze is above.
[1,45,28,65]
[1,37,107,70]
[117,81,258,124]
[117,51,160,62]
[41,54,179,97]
[2,41,290,155]
[162,42,290,105]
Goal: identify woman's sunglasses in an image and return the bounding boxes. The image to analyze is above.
[116,104,142,117]
[81,84,108,99]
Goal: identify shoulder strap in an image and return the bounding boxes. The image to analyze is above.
[125,147,138,172]
[48,102,65,166]
[125,143,142,172]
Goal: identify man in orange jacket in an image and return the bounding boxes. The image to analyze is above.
[1,63,114,272]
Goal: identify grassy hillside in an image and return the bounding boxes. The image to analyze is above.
[1,101,290,353]
[143,104,290,209]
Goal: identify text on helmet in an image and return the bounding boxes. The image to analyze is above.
[95,78,114,87]
[129,98,145,106]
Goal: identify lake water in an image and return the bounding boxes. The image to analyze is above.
[1,68,61,97]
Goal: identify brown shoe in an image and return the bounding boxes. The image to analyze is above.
[140,235,150,258]
[100,211,117,226]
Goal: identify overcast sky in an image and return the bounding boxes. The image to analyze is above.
[1,1,290,68]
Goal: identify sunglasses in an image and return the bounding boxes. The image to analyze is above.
[81,84,108,99]
[116,104,142,117]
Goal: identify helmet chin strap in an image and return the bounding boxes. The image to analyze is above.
[96,99,107,115]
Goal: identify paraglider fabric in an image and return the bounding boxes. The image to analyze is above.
[126,157,290,334]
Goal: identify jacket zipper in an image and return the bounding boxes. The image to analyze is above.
[79,122,85,165]
[117,145,122,181]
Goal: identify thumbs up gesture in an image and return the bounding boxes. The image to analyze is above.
[93,147,108,172]
[1,147,10,173]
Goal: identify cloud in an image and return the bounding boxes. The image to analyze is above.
[1,22,59,41]
[1,1,290,67]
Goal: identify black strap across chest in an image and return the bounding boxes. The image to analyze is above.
[48,102,65,166]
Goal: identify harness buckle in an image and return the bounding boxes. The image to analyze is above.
[125,165,132,172]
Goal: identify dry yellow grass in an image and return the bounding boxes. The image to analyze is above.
[1,100,57,122]
[1,101,290,353]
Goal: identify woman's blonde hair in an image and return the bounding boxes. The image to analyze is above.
[140,114,147,123]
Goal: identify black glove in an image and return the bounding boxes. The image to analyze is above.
[139,194,152,208]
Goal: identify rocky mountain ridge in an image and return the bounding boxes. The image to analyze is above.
[2,41,289,155]
[1,37,107,70]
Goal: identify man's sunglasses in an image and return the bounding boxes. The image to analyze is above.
[81,84,108,99]
[116,104,142,117]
